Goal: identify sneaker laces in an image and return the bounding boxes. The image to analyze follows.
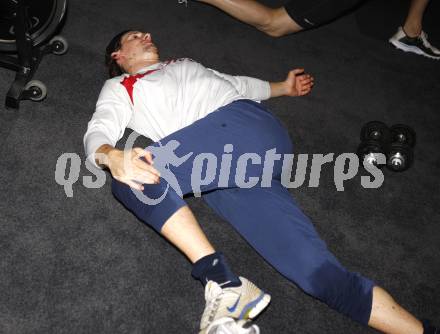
[204,282,224,326]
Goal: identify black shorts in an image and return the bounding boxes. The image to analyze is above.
[284,0,364,29]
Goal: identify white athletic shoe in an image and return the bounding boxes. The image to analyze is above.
[389,27,440,60]
[205,317,260,334]
[178,0,188,6]
[199,277,271,334]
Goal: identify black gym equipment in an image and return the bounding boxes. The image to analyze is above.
[357,121,416,172]
[0,0,68,109]
[357,121,390,169]
[386,124,416,172]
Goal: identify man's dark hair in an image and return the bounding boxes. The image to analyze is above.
[105,29,132,78]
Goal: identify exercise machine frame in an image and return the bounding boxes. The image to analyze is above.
[0,0,68,109]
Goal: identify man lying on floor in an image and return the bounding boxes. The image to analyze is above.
[83,30,438,334]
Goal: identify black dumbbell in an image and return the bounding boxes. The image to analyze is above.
[360,120,391,144]
[386,124,416,172]
[357,121,390,168]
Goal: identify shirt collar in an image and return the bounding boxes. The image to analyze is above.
[135,62,163,75]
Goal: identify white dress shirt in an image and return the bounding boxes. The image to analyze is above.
[84,58,271,166]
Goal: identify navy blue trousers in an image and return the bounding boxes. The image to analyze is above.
[112,100,374,325]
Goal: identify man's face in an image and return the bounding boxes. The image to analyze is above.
[112,31,159,70]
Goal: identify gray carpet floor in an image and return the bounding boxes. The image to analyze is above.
[0,0,439,333]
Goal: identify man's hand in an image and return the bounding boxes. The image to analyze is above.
[284,68,314,96]
[269,68,314,98]
[96,145,161,191]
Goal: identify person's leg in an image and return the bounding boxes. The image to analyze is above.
[111,102,280,330]
[389,0,439,59]
[160,205,215,263]
[111,100,290,260]
[196,0,302,37]
[194,0,362,37]
[202,184,425,333]
[202,184,373,324]
[369,286,423,334]
[403,0,430,37]
[110,101,283,257]
[111,180,268,333]
[111,178,240,281]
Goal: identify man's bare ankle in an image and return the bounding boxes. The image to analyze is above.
[403,24,422,38]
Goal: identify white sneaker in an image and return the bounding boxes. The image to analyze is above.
[199,277,271,334]
[389,27,440,60]
[205,317,260,334]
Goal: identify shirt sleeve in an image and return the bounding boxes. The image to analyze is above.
[83,79,133,168]
[206,68,271,101]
